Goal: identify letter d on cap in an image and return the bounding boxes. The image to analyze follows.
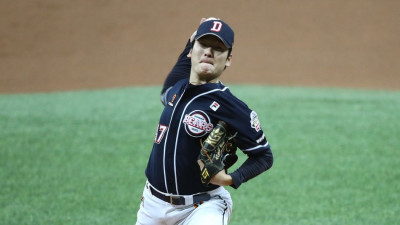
[210,21,222,32]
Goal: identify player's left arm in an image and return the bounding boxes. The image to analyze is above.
[224,108,274,188]
[229,148,273,189]
[200,137,273,188]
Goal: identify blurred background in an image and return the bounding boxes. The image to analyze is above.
[1,0,399,93]
[1,1,399,224]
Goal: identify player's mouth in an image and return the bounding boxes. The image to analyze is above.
[200,59,214,65]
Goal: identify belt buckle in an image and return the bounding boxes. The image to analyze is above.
[169,196,183,205]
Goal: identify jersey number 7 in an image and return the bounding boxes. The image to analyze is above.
[154,124,168,144]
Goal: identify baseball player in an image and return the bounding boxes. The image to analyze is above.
[136,18,273,225]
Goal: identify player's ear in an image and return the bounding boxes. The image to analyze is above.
[225,54,232,67]
[187,48,193,58]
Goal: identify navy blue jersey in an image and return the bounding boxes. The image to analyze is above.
[145,78,272,195]
[144,39,273,195]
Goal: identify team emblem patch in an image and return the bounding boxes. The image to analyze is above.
[250,111,261,132]
[183,110,214,137]
[210,101,220,111]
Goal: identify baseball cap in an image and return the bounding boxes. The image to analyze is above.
[194,19,234,49]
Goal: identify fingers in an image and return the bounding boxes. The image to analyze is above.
[210,170,233,186]
[204,17,220,22]
[197,159,205,170]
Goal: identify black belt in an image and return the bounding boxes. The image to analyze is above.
[149,185,211,205]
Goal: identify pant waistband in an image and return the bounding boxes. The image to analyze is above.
[147,183,211,205]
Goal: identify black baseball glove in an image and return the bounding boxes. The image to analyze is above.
[198,121,238,186]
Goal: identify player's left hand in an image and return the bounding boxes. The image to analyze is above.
[197,160,233,186]
[197,120,237,186]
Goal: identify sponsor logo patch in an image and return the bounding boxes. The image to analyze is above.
[183,110,214,137]
[250,111,261,132]
[210,101,220,111]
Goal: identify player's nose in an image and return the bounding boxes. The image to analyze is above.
[203,47,213,57]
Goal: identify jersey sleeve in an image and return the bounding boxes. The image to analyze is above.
[227,106,270,154]
[161,39,192,95]
[161,79,189,106]
[219,95,273,189]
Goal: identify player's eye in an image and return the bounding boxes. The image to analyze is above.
[198,40,226,52]
[214,47,224,52]
[199,42,211,48]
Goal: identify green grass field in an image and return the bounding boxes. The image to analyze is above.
[1,85,399,225]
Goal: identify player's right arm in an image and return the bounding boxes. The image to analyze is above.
[160,39,192,99]
[161,18,209,105]
[160,42,191,105]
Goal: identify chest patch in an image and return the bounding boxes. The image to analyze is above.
[210,101,220,111]
[183,110,214,137]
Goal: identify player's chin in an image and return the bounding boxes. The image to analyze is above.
[199,63,215,73]
[197,73,219,82]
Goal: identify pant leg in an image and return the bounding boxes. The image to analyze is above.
[136,182,194,225]
[181,187,233,225]
[136,183,165,225]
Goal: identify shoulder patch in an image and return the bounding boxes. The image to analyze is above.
[250,111,261,132]
[168,94,177,107]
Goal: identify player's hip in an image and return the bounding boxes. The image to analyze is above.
[145,180,232,206]
[136,181,232,225]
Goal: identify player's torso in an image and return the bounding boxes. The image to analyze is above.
[146,81,231,195]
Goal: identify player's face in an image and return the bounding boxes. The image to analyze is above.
[188,35,232,83]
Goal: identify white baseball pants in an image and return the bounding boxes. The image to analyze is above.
[136,181,233,225]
